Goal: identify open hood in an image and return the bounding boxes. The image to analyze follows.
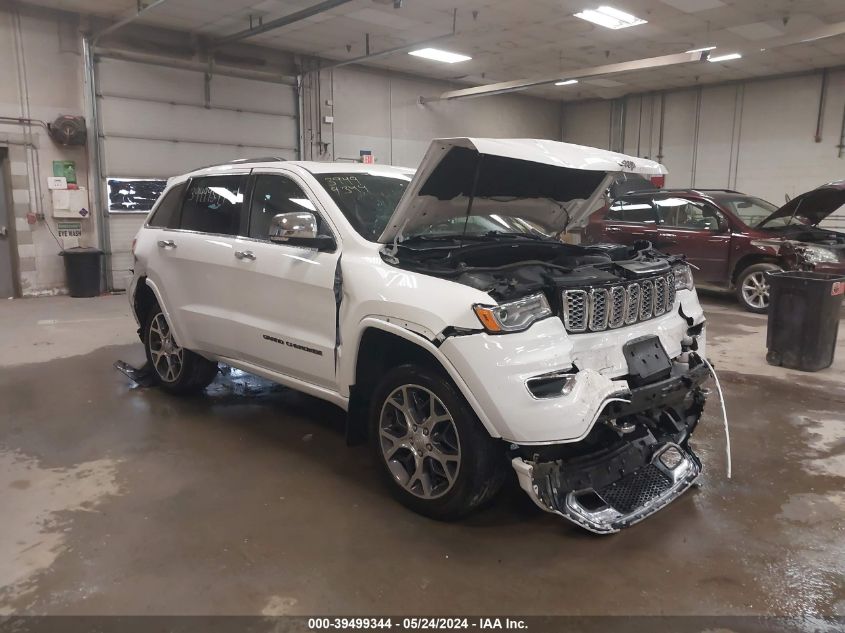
[758,180,845,228]
[377,137,667,244]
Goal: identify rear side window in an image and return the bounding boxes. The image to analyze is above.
[147,182,185,228]
[180,175,247,235]
[607,199,657,224]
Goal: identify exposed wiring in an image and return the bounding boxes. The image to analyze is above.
[700,355,731,479]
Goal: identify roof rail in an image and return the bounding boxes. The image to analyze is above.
[228,156,288,164]
[690,188,740,194]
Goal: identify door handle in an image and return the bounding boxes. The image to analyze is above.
[157,240,176,248]
[234,250,256,261]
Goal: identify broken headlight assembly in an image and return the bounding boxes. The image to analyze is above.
[473,293,552,333]
[799,245,839,264]
[672,263,694,291]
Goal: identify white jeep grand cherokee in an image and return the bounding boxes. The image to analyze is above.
[129,137,709,533]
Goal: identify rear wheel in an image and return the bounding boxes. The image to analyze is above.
[736,263,782,313]
[143,305,218,395]
[369,364,506,520]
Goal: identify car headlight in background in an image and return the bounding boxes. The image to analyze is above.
[473,293,552,333]
[672,263,694,291]
[799,245,839,264]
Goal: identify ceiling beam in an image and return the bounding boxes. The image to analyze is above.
[320,9,458,70]
[419,51,708,103]
[92,0,170,45]
[214,0,355,47]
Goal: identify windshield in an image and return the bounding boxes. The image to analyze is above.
[405,213,551,239]
[717,196,781,227]
[315,172,411,240]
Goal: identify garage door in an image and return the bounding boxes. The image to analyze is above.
[96,57,299,290]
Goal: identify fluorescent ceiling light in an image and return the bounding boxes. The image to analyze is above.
[408,48,471,63]
[686,45,716,53]
[555,79,579,86]
[708,52,742,62]
[574,6,647,29]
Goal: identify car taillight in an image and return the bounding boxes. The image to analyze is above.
[650,175,666,188]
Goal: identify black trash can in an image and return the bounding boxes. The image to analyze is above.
[60,247,104,298]
[766,270,845,372]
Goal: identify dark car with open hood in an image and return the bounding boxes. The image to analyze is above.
[583,180,845,312]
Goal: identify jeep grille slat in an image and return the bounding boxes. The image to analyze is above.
[561,273,677,333]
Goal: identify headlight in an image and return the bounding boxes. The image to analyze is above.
[473,293,552,333]
[800,245,838,264]
[672,263,694,291]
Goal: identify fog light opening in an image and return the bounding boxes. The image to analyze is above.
[659,446,684,470]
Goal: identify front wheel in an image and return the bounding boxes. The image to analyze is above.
[735,263,782,313]
[369,364,506,520]
[143,306,218,395]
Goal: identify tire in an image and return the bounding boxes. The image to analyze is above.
[143,303,218,395]
[369,364,507,520]
[735,263,782,313]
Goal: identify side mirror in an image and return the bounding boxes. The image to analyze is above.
[269,212,335,251]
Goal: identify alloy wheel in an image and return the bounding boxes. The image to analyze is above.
[741,271,770,309]
[148,313,184,383]
[378,384,461,499]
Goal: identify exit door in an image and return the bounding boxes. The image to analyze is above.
[0,153,18,298]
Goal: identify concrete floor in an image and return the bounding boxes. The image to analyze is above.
[0,292,843,618]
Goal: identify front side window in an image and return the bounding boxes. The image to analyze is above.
[718,196,778,228]
[180,175,247,235]
[314,172,411,241]
[248,175,327,239]
[147,182,185,229]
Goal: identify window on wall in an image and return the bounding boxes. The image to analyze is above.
[107,178,167,213]
[180,175,247,235]
[248,174,326,240]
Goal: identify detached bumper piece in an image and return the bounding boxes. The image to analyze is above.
[513,443,700,534]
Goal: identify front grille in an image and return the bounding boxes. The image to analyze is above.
[561,272,677,333]
[597,463,672,514]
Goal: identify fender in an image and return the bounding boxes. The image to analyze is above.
[351,317,501,439]
[141,277,189,347]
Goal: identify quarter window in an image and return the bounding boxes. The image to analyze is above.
[180,175,247,235]
[147,182,185,229]
[248,175,327,240]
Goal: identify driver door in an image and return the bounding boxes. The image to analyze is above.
[222,170,341,389]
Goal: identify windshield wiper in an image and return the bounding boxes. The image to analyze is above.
[401,233,491,243]
[484,231,550,241]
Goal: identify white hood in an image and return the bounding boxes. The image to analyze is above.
[377,137,667,244]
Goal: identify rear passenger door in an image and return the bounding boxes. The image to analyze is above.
[151,172,250,358]
[601,198,660,245]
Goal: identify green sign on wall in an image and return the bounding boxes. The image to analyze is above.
[53,160,77,184]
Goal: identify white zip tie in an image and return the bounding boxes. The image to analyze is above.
[700,355,731,479]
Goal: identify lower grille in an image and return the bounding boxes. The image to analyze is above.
[597,463,672,514]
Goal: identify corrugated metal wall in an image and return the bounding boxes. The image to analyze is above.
[95,57,298,289]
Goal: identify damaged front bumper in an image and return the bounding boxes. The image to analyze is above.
[511,361,709,534]
[513,443,700,534]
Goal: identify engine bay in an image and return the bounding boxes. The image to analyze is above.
[385,238,686,302]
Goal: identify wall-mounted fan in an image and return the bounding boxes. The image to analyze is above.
[47,115,87,146]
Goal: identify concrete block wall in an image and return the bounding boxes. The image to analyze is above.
[325,66,563,167]
[1,6,92,296]
[561,70,845,228]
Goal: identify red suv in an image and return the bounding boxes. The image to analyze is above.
[583,182,845,312]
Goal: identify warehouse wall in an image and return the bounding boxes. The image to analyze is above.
[561,70,845,228]
[0,6,93,296]
[326,66,562,167]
